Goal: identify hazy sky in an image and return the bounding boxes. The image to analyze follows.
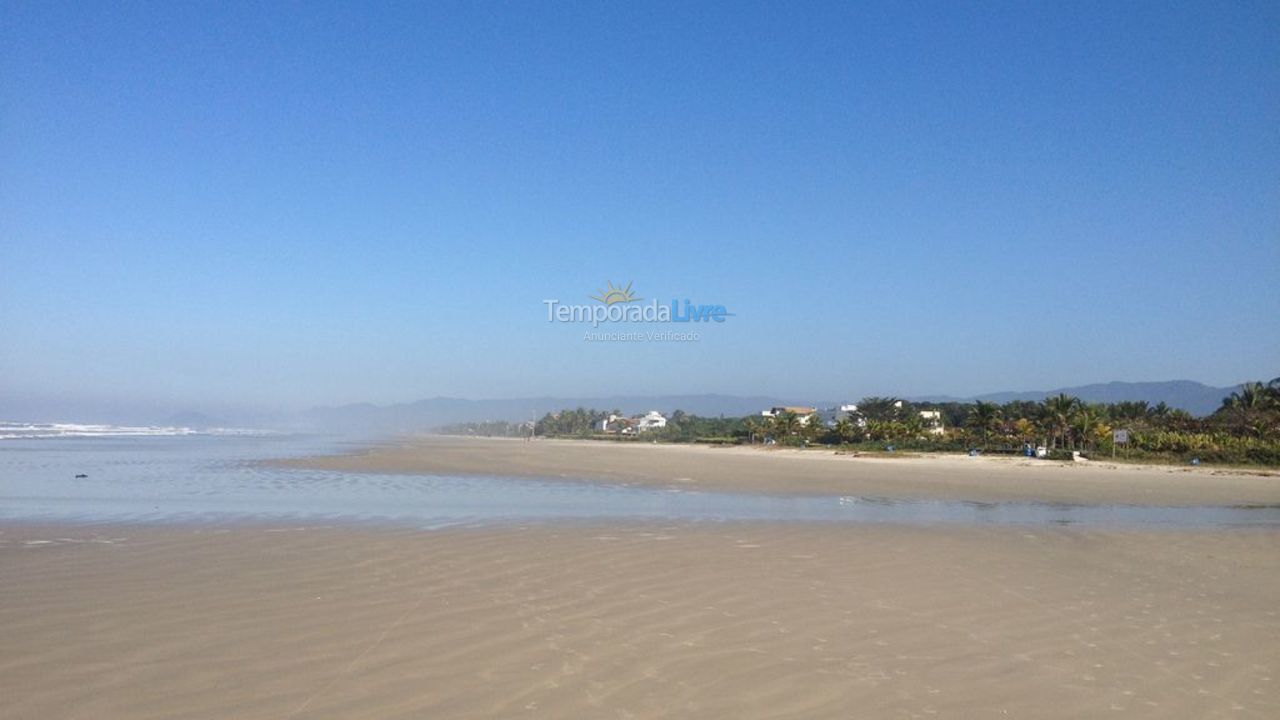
[2,1,1277,415]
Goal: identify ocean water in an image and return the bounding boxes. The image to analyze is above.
[1,432,1277,530]
[0,421,261,440]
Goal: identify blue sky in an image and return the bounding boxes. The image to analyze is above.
[2,1,1277,415]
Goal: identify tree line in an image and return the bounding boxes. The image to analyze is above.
[439,378,1280,465]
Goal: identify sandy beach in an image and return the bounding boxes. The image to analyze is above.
[5,437,1279,719]
[285,435,1280,507]
[3,521,1277,719]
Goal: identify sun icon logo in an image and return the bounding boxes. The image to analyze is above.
[591,280,641,305]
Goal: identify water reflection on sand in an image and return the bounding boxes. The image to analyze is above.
[2,435,1278,529]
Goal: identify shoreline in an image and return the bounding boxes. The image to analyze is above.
[280,434,1280,507]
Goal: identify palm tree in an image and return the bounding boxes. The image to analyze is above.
[1041,394,1079,450]
[1112,400,1149,421]
[773,411,800,439]
[1221,382,1272,437]
[901,413,924,439]
[1071,404,1102,452]
[834,417,859,444]
[865,420,893,442]
[802,413,829,443]
[1012,417,1037,444]
[857,397,904,423]
[967,401,1001,449]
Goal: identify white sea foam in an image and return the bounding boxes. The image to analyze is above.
[0,422,265,440]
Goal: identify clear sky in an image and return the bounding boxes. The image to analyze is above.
[2,1,1277,417]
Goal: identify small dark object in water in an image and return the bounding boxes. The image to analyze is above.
[74,474,88,478]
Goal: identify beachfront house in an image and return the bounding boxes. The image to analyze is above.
[600,414,636,434]
[600,410,667,434]
[919,410,945,435]
[636,410,667,432]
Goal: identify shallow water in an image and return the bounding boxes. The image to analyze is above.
[1,434,1278,529]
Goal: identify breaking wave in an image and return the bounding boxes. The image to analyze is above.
[0,422,264,440]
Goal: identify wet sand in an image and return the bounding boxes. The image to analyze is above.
[2,522,1277,719]
[285,435,1280,506]
[6,438,1278,718]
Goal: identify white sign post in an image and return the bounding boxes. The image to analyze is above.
[1112,429,1129,459]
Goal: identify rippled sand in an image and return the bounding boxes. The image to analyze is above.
[3,522,1277,719]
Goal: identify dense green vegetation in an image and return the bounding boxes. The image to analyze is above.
[441,378,1280,466]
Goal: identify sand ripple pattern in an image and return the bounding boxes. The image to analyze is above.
[1,523,1277,719]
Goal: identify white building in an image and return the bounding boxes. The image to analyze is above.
[600,414,636,434]
[918,410,945,435]
[636,410,667,432]
[599,410,667,434]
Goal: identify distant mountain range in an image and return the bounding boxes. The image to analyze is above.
[4,380,1252,434]
[284,380,1245,433]
[909,380,1239,417]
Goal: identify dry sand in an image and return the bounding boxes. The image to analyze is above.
[3,522,1277,719]
[285,435,1280,506]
